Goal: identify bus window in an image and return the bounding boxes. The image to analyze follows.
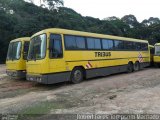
[135,42,141,51]
[75,36,86,49]
[65,35,86,50]
[124,41,133,50]
[87,38,101,50]
[141,43,148,51]
[65,35,76,49]
[114,40,124,50]
[50,34,63,58]
[7,43,13,60]
[7,41,22,60]
[102,39,114,50]
[28,34,46,60]
[95,38,101,49]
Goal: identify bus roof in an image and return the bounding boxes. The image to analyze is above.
[155,43,160,46]
[31,28,148,43]
[10,37,30,43]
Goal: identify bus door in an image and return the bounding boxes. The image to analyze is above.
[49,34,66,72]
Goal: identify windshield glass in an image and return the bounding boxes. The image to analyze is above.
[28,34,47,60]
[7,41,22,60]
[155,45,160,55]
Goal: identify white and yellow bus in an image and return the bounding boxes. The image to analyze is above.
[6,37,30,79]
[154,43,160,66]
[26,28,150,84]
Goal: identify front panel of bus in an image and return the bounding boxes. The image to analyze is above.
[6,40,30,79]
[26,32,69,84]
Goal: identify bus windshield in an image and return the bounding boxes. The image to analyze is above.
[28,34,46,60]
[155,45,160,55]
[7,41,22,60]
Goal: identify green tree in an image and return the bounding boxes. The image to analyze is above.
[121,14,140,28]
[142,17,160,27]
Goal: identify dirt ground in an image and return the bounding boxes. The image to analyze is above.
[1,65,160,119]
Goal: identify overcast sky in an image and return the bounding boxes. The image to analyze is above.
[33,0,160,22]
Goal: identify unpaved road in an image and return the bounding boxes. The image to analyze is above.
[1,65,160,119]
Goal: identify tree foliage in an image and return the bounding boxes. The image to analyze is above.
[0,0,160,63]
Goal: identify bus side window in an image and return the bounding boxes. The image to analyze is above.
[135,42,141,51]
[50,34,63,58]
[102,39,114,50]
[141,43,148,51]
[114,40,124,50]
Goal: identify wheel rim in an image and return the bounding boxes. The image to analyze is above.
[74,70,82,81]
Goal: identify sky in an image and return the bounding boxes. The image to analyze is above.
[32,0,160,22]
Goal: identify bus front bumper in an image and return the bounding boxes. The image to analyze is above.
[26,72,71,84]
[26,74,47,84]
[6,70,26,79]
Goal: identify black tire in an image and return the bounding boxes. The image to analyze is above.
[71,68,83,84]
[134,62,140,71]
[127,62,133,73]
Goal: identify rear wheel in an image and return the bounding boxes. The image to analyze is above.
[71,68,83,84]
[134,62,140,71]
[127,62,134,73]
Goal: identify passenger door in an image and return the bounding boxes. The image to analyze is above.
[49,34,66,73]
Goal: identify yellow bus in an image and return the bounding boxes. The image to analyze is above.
[26,28,150,84]
[154,43,160,67]
[6,37,30,79]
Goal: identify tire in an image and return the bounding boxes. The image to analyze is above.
[127,62,133,73]
[134,62,140,71]
[71,68,83,84]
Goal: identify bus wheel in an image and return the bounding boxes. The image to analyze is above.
[134,62,140,71]
[71,68,83,84]
[127,62,133,73]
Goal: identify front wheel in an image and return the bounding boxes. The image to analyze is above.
[71,68,83,84]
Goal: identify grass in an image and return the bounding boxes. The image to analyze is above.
[17,93,87,119]
[20,101,64,115]
[18,101,65,120]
